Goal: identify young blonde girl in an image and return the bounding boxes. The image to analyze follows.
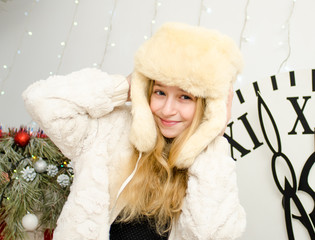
[23,22,246,239]
[117,81,206,234]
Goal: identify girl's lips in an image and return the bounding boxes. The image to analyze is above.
[160,118,179,127]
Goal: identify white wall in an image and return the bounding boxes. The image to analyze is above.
[0,0,314,239]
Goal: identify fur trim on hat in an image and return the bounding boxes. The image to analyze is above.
[129,22,243,168]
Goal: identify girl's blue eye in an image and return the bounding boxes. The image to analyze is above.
[181,95,192,100]
[155,90,165,96]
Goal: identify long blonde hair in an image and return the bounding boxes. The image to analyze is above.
[119,80,206,234]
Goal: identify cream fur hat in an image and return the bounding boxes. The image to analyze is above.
[129,22,243,168]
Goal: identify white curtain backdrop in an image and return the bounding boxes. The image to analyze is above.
[1,0,314,239]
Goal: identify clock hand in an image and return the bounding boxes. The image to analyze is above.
[256,90,315,239]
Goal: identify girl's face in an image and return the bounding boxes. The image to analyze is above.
[150,81,197,139]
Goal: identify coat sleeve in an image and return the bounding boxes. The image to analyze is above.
[170,136,246,240]
[22,68,129,160]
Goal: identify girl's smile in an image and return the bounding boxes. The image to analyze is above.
[160,118,180,127]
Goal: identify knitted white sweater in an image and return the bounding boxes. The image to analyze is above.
[23,68,246,240]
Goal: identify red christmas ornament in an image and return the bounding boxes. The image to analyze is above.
[14,131,31,147]
[44,229,54,240]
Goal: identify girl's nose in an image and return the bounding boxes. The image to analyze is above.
[161,97,177,116]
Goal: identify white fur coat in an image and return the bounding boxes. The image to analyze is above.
[23,68,246,240]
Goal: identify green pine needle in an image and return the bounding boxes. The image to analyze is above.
[0,129,72,239]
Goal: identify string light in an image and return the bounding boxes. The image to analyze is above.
[198,0,204,26]
[277,0,296,73]
[98,0,162,67]
[237,74,243,84]
[206,7,212,14]
[150,0,159,37]
[141,0,161,41]
[239,0,250,49]
[99,0,118,69]
[55,0,80,74]
[0,0,38,97]
[198,0,212,26]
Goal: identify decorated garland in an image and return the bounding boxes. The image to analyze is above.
[0,126,73,240]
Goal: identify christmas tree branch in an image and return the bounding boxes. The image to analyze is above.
[0,128,73,239]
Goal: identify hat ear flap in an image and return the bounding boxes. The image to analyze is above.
[175,98,227,168]
[129,71,157,152]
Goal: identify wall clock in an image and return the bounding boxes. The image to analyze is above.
[224,69,315,240]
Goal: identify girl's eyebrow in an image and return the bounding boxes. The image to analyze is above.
[153,83,189,94]
[153,82,164,87]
